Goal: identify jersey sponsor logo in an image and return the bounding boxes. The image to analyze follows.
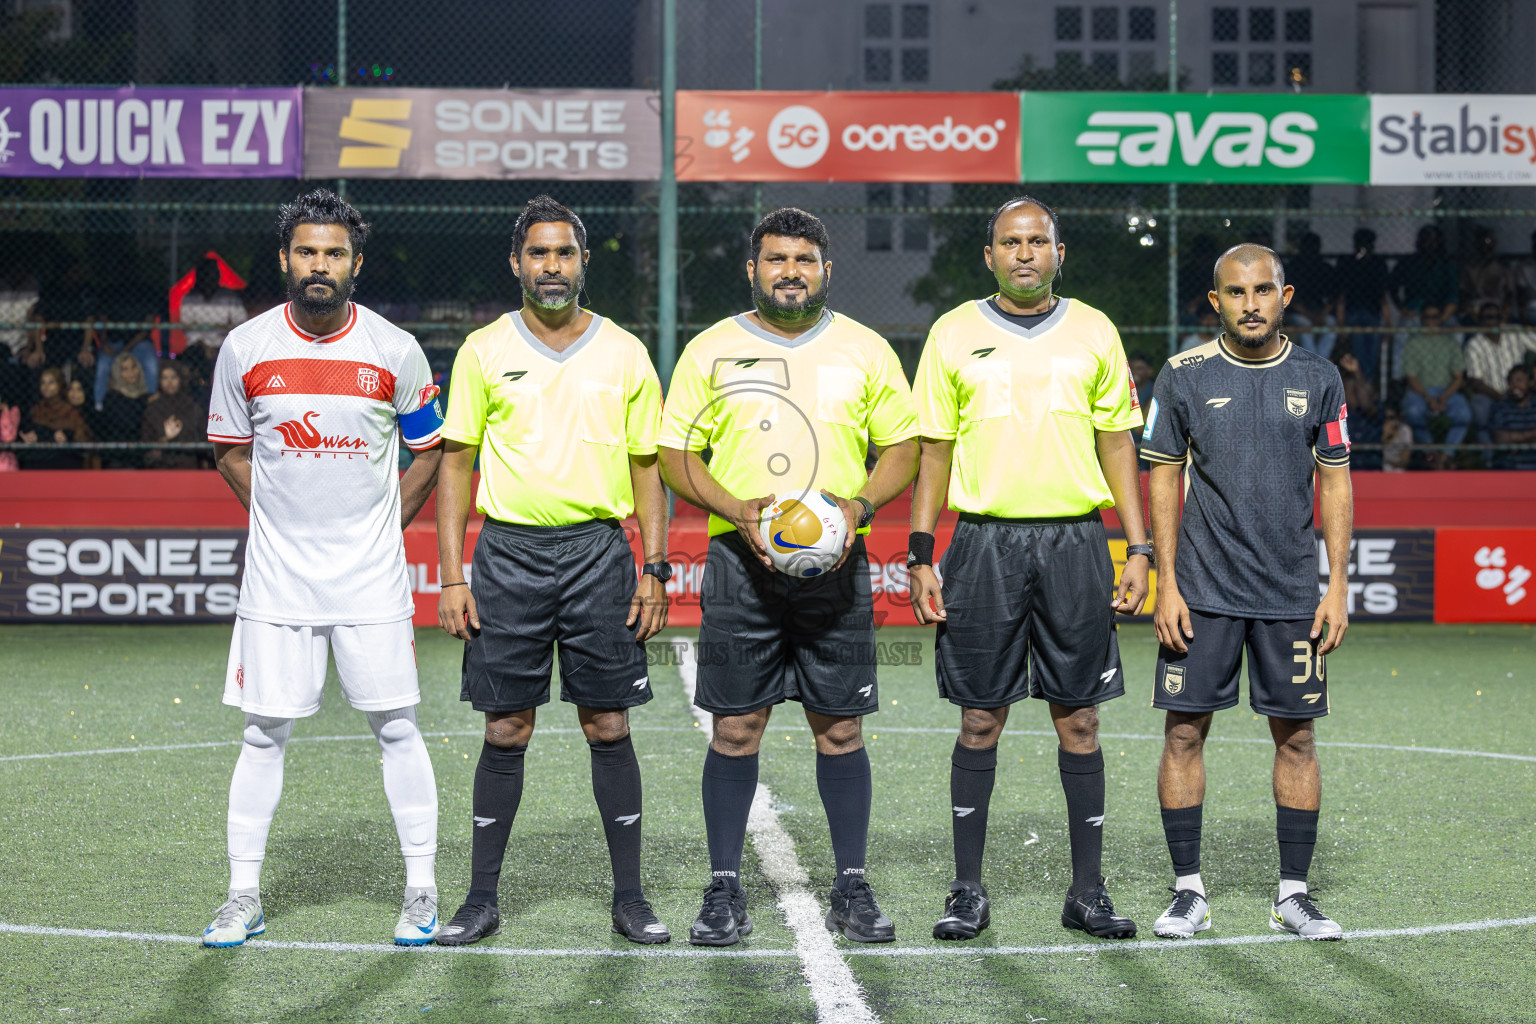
[1162,664,1185,695]
[272,410,370,459]
[209,412,225,423]
[268,374,287,388]
[357,366,381,394]
[502,370,527,381]
[971,347,996,358]
[1206,397,1232,407]
[1142,397,1159,440]
[734,358,761,368]
[1285,388,1309,417]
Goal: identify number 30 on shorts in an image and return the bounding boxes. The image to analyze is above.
[1292,640,1325,685]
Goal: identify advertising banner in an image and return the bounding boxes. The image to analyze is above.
[303,88,660,180]
[0,528,245,622]
[1019,91,1369,184]
[1370,94,1536,186]
[1433,528,1536,623]
[675,91,1020,182]
[0,87,301,178]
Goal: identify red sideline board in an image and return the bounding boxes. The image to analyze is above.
[1433,528,1536,623]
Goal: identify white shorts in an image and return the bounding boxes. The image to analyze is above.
[223,616,420,719]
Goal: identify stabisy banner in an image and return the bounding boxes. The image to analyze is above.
[675,90,1021,183]
[302,88,661,180]
[0,87,302,178]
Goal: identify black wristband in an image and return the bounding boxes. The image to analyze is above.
[441,581,468,589]
[907,531,936,567]
[1126,543,1154,564]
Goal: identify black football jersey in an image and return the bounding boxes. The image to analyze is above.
[1141,336,1350,619]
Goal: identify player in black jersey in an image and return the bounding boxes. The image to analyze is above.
[1140,244,1352,941]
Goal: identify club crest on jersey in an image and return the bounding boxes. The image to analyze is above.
[357,367,381,394]
[1284,388,1308,418]
[1163,664,1185,696]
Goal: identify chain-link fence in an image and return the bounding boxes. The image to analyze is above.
[4,0,1536,469]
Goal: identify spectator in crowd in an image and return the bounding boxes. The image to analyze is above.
[99,351,149,467]
[19,366,92,469]
[1400,304,1472,465]
[1460,226,1515,318]
[0,273,44,408]
[1514,229,1536,325]
[1285,232,1339,357]
[1334,228,1391,386]
[1391,224,1460,322]
[177,258,247,400]
[1491,365,1536,470]
[80,313,158,407]
[0,398,18,472]
[141,363,206,469]
[65,377,102,470]
[1381,406,1413,472]
[1129,353,1155,411]
[1463,299,1536,449]
[1179,308,1221,351]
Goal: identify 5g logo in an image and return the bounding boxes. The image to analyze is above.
[767,105,829,169]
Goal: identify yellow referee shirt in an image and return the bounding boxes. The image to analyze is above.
[659,310,918,537]
[913,297,1142,518]
[442,311,662,525]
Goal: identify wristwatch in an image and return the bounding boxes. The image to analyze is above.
[641,562,673,582]
[853,495,876,529]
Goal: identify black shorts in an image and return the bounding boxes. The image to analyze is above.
[1153,611,1329,720]
[934,512,1124,710]
[694,533,878,718]
[461,518,651,713]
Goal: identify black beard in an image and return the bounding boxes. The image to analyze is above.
[751,272,829,325]
[288,271,354,318]
[1223,312,1282,349]
[523,269,584,311]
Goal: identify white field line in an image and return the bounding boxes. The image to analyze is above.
[671,637,880,1024]
[3,915,1534,959]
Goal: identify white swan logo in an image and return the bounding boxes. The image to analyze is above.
[0,107,19,164]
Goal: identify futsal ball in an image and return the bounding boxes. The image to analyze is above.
[759,494,848,578]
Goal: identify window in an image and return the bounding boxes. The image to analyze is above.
[1249,51,1275,85]
[1091,6,1118,40]
[864,48,892,82]
[1056,50,1084,72]
[902,185,930,252]
[1211,7,1239,42]
[1129,50,1156,79]
[1285,8,1311,42]
[864,4,892,38]
[1092,51,1120,78]
[901,3,929,39]
[866,184,894,253]
[1128,6,1156,41]
[1212,51,1239,85]
[1249,7,1275,42]
[1055,6,1082,41]
[1286,51,1312,85]
[901,47,929,82]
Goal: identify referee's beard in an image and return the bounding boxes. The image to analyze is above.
[1222,309,1283,349]
[523,268,584,311]
[751,270,828,326]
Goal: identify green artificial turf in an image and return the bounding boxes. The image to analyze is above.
[0,622,1532,1023]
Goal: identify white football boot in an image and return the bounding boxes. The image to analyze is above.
[203,892,264,947]
[394,887,440,946]
[1270,892,1343,940]
[1152,888,1212,938]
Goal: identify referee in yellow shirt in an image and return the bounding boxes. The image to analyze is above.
[910,196,1151,942]
[659,208,918,946]
[433,196,673,946]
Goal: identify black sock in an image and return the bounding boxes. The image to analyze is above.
[1277,805,1319,883]
[468,741,526,905]
[589,735,644,903]
[1058,747,1106,896]
[816,748,872,891]
[950,741,997,884]
[1160,804,1203,878]
[702,747,757,891]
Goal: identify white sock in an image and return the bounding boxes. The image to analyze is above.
[367,706,438,889]
[1175,872,1205,897]
[1278,879,1308,902]
[227,715,294,893]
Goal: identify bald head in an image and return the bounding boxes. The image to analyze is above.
[1213,243,1285,291]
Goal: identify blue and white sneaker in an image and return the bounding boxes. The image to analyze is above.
[394,887,439,946]
[203,892,264,948]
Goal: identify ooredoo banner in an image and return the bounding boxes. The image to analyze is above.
[303,88,661,180]
[675,91,1020,182]
[0,87,301,178]
[1433,528,1536,623]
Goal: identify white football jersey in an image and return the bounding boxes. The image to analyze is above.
[208,302,442,626]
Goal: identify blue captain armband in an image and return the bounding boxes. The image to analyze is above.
[400,386,445,450]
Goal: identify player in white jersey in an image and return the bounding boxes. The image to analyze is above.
[200,190,446,948]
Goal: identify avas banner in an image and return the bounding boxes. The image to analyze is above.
[0,87,301,178]
[1019,91,1369,184]
[1371,95,1536,186]
[675,91,1021,182]
[303,88,660,180]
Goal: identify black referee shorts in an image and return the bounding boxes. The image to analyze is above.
[1153,611,1330,720]
[694,532,878,718]
[934,512,1124,710]
[461,518,651,713]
